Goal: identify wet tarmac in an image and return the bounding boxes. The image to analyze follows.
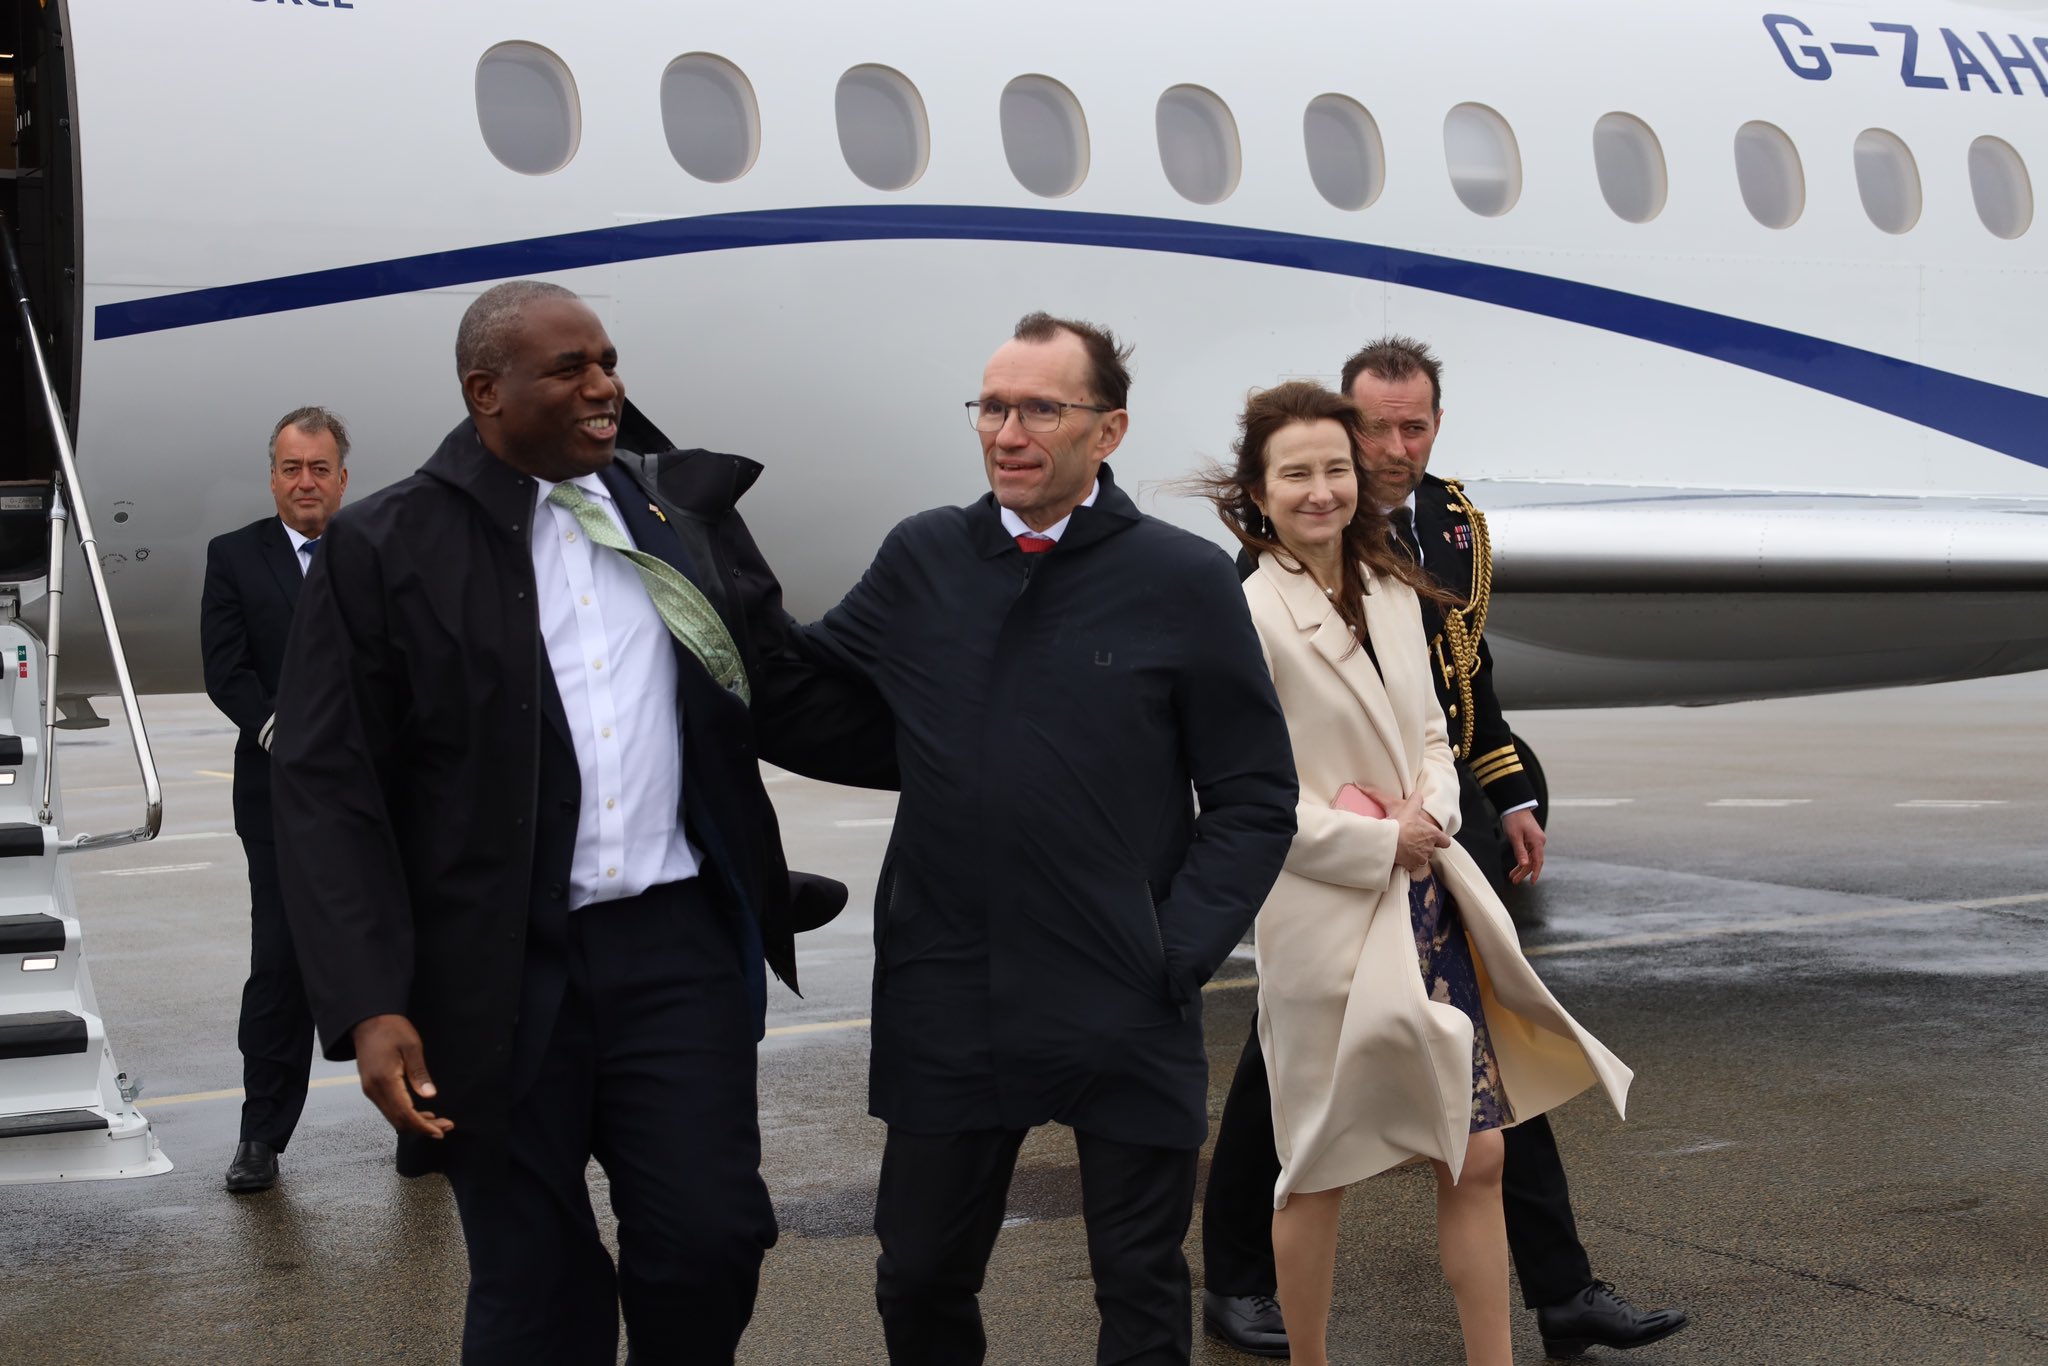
[3,676,2045,1364]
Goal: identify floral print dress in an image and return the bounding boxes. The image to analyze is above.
[1410,871,1512,1133]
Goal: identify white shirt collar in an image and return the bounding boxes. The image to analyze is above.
[999,480,1099,543]
[531,471,614,507]
[281,520,314,553]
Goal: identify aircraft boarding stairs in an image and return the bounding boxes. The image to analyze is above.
[0,599,169,1181]
[0,209,170,1182]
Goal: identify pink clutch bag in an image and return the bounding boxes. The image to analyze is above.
[1332,783,1387,819]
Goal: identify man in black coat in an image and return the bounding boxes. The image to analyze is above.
[1200,337,1688,1361]
[271,281,888,1364]
[199,405,351,1194]
[802,313,1298,1366]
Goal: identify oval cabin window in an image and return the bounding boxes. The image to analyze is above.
[1854,128,1921,234]
[1303,94,1385,211]
[1001,75,1089,198]
[1593,112,1667,223]
[661,54,760,184]
[1443,103,1521,216]
[836,64,930,191]
[1969,135,2032,239]
[476,42,581,176]
[1156,85,1241,205]
[1734,120,1804,229]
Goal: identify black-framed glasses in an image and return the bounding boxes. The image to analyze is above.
[965,398,1115,433]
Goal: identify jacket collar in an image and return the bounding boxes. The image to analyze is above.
[970,461,1141,559]
[646,448,762,521]
[420,419,545,538]
[1255,549,1412,779]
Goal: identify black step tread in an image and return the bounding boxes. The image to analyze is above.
[0,913,65,954]
[0,824,44,858]
[0,1107,108,1139]
[0,736,23,766]
[0,1010,88,1059]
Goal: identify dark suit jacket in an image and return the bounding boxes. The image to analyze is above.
[803,464,1298,1149]
[200,516,303,840]
[270,420,884,1174]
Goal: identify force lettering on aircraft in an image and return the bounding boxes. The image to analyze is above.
[251,0,357,9]
[1765,13,2048,91]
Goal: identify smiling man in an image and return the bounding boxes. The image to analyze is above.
[200,405,350,1195]
[801,313,1298,1365]
[268,279,883,1364]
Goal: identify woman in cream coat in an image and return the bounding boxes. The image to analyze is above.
[1204,381,1632,1366]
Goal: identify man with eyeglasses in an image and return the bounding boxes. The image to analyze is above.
[800,311,1297,1365]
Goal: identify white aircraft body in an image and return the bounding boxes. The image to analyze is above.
[7,0,2048,713]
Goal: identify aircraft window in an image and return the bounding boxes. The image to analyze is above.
[1443,103,1521,217]
[1854,128,1921,234]
[1303,94,1385,211]
[1156,85,1241,205]
[661,54,760,184]
[475,42,580,176]
[1969,135,2032,239]
[1733,120,1804,229]
[836,64,929,191]
[1001,75,1089,198]
[1593,112,1667,224]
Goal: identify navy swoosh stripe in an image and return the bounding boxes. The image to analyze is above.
[94,204,2048,467]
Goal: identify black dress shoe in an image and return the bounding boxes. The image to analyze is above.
[1202,1290,1289,1358]
[1537,1280,1689,1358]
[224,1140,279,1194]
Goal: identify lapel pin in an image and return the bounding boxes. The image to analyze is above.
[648,502,668,523]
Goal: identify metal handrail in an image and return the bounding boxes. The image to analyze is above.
[0,209,162,850]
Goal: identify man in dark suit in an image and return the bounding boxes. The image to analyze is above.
[270,281,887,1364]
[1200,337,1688,1361]
[801,313,1298,1365]
[200,405,351,1193]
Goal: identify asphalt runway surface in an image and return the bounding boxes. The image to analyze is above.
[2,676,2044,1364]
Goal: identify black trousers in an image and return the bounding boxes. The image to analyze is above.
[1204,760,1593,1308]
[236,834,314,1151]
[444,881,776,1365]
[876,1125,1200,1365]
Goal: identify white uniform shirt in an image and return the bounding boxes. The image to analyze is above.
[530,473,699,908]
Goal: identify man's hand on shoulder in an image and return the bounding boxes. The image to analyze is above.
[351,1013,454,1139]
[1502,806,1547,885]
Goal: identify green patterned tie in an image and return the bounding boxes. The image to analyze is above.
[546,483,751,704]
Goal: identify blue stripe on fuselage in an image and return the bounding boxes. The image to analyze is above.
[92,204,2048,468]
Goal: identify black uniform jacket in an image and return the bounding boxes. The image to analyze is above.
[199,516,301,839]
[1412,473,1537,813]
[804,465,1298,1149]
[271,420,887,1173]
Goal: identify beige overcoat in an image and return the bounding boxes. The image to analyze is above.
[1246,552,1632,1206]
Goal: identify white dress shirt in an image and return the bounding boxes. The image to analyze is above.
[282,521,318,576]
[531,473,699,908]
[999,479,1098,543]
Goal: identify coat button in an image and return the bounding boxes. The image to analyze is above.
[519,702,530,713]
[559,798,573,811]
[513,817,525,827]
[549,884,565,900]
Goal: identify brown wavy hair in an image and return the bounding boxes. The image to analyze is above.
[1194,380,1457,654]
